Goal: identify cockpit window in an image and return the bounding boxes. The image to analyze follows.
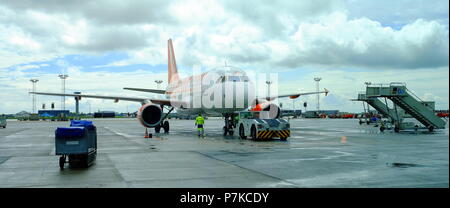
[227,76,240,82]
[218,75,250,83]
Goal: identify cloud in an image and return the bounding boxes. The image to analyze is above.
[282,15,449,69]
[0,0,175,25]
[1,1,448,70]
[220,0,346,37]
[73,26,151,52]
[344,0,449,27]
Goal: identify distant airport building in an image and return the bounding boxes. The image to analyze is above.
[38,110,70,117]
[435,110,449,113]
[94,111,115,118]
[16,111,30,117]
[304,110,340,118]
[303,111,317,118]
[281,110,302,117]
[320,110,340,115]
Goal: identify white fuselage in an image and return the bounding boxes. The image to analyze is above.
[165,67,255,116]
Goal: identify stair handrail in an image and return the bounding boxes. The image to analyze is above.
[389,82,436,112]
[390,82,406,86]
[406,88,437,112]
[389,82,421,103]
[406,87,423,102]
[357,91,367,100]
[366,83,388,97]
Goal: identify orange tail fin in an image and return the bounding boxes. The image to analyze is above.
[168,39,180,84]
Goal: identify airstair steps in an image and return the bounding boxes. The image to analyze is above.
[352,93,403,123]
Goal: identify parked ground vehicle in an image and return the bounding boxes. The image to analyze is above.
[237,111,290,141]
[0,118,6,128]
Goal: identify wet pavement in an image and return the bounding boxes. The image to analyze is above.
[0,118,448,188]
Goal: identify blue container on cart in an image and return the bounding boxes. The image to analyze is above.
[55,120,97,169]
[70,120,94,129]
[70,120,97,151]
[371,117,378,122]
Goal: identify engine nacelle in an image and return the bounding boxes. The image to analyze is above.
[137,103,163,127]
[250,102,281,119]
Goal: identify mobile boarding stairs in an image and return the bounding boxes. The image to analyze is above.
[363,82,446,132]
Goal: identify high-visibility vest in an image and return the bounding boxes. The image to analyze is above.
[196,116,205,125]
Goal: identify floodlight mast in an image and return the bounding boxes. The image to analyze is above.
[30,79,39,114]
[314,77,322,114]
[266,80,273,98]
[364,82,372,113]
[58,74,69,110]
[155,80,163,90]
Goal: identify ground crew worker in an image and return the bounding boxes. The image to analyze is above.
[233,114,239,128]
[195,113,205,137]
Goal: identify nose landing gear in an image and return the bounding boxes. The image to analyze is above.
[223,113,237,136]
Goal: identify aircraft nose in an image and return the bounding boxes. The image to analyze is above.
[234,81,252,109]
[235,84,244,108]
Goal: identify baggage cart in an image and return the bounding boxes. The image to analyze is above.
[55,120,97,169]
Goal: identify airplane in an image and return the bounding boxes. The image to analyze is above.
[31,39,329,136]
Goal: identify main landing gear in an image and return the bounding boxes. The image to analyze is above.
[153,106,174,134]
[223,113,237,136]
[155,120,170,133]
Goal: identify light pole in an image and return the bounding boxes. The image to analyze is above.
[314,77,322,114]
[87,102,91,115]
[155,80,163,90]
[30,79,39,114]
[74,92,81,115]
[364,82,372,115]
[58,74,68,110]
[155,80,163,99]
[266,81,272,98]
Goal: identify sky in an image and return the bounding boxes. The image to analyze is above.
[0,0,448,114]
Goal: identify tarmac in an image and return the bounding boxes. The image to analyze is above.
[0,118,448,188]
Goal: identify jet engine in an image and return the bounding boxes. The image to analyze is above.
[250,101,281,119]
[137,103,163,127]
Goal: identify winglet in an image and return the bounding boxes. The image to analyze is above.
[324,88,329,96]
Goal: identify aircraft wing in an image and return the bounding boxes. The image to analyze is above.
[123,87,166,94]
[30,92,188,107]
[31,92,149,103]
[262,88,329,101]
[149,99,187,107]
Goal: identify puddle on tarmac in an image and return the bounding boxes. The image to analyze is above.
[387,162,421,168]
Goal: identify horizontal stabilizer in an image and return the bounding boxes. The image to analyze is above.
[260,88,330,101]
